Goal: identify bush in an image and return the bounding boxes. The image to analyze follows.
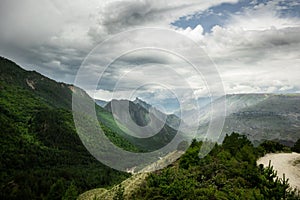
[292,139,300,153]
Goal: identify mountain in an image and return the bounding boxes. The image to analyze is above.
[103,99,179,152]
[133,97,182,130]
[173,96,211,117]
[0,57,134,200]
[197,94,300,146]
[2,56,299,199]
[133,97,152,110]
[223,94,300,146]
[95,99,108,107]
[105,99,151,127]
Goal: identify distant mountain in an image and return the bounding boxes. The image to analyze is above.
[95,99,108,107]
[0,57,133,199]
[105,96,184,131]
[197,94,300,146]
[173,97,211,117]
[103,99,178,151]
[133,97,152,110]
[133,97,183,130]
[105,99,151,127]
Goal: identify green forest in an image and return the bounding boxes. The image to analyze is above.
[0,57,134,199]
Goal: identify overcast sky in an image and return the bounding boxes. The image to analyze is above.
[0,0,299,112]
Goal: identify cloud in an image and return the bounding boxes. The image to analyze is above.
[175,0,300,96]
[0,0,299,113]
[0,0,100,81]
[176,25,204,42]
[228,0,300,30]
[0,0,237,84]
[90,0,238,39]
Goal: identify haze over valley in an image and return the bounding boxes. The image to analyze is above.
[1,0,300,199]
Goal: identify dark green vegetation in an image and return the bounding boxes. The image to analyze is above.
[292,139,300,153]
[0,57,136,199]
[132,133,299,200]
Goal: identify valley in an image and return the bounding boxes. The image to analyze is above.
[0,56,299,199]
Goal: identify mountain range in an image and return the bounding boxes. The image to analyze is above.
[196,94,300,146]
[104,97,182,130]
[1,56,300,199]
[98,93,300,147]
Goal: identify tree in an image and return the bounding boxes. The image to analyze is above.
[62,181,78,200]
[46,178,65,200]
[258,161,291,199]
[222,132,252,156]
[259,140,285,153]
[113,184,125,200]
[292,139,300,153]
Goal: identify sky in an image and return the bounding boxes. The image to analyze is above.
[0,0,299,113]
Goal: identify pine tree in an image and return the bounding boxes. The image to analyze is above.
[292,139,300,153]
[62,181,78,200]
[258,161,291,199]
[46,178,65,200]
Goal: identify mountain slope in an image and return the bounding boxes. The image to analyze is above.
[197,94,300,146]
[133,97,152,110]
[133,97,182,130]
[103,99,178,152]
[0,57,133,200]
[0,57,73,110]
[224,94,300,146]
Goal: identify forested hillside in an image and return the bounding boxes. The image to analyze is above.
[0,57,134,200]
[131,133,299,200]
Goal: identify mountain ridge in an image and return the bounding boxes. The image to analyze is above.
[196,93,300,146]
[105,97,183,131]
[0,56,134,200]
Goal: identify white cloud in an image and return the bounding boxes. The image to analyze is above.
[183,0,300,95]
[0,0,299,112]
[0,0,237,83]
[176,25,204,42]
[87,0,239,43]
[229,0,300,31]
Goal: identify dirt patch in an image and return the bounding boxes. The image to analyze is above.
[257,152,300,190]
